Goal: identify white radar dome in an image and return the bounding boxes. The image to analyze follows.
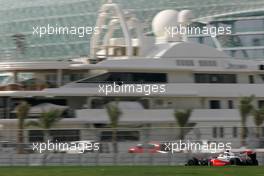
[178,10,193,24]
[152,10,178,37]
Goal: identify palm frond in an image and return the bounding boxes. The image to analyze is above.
[239,95,255,124]
[15,101,30,120]
[40,109,62,129]
[106,102,122,128]
[253,107,264,127]
[174,109,192,127]
[26,120,41,128]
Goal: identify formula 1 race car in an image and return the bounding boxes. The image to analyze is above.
[186,150,258,166]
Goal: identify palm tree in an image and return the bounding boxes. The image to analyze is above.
[239,95,254,146]
[106,102,122,153]
[15,101,30,154]
[27,109,62,142]
[174,109,192,140]
[253,107,264,138]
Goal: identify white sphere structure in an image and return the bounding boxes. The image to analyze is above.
[152,10,178,37]
[178,10,193,24]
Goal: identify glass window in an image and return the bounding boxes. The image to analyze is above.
[100,131,140,142]
[176,60,194,66]
[233,127,237,138]
[131,73,167,83]
[28,130,44,142]
[154,99,164,106]
[194,74,237,83]
[259,74,264,82]
[46,74,57,87]
[199,60,217,67]
[252,38,261,46]
[249,75,255,84]
[258,100,264,109]
[78,73,111,83]
[78,72,167,84]
[209,100,221,109]
[219,127,224,138]
[28,130,80,142]
[50,130,80,142]
[212,127,217,138]
[228,100,234,109]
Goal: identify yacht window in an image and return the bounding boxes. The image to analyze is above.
[78,72,167,84]
[46,74,57,87]
[228,100,234,109]
[176,60,194,66]
[78,73,112,83]
[209,100,221,109]
[213,127,225,138]
[140,99,150,109]
[210,75,218,82]
[64,73,84,82]
[28,130,43,142]
[219,127,224,138]
[0,75,11,84]
[199,60,217,67]
[100,131,139,142]
[233,127,238,138]
[259,75,264,82]
[0,98,6,107]
[258,100,264,109]
[194,74,237,83]
[167,101,173,105]
[154,99,164,106]
[0,98,8,119]
[51,130,80,142]
[134,73,166,83]
[249,75,255,84]
[133,47,139,56]
[212,127,217,138]
[28,130,80,142]
[91,99,105,109]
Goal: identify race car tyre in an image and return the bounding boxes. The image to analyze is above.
[187,158,199,166]
[230,158,241,165]
[252,159,258,166]
[244,159,252,165]
[187,159,195,166]
[200,160,208,166]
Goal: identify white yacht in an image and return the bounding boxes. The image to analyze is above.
[0,1,263,148]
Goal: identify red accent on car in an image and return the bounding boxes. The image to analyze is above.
[210,159,231,166]
[128,143,161,153]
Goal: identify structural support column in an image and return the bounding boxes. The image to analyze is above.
[56,69,63,87]
[13,71,18,84]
